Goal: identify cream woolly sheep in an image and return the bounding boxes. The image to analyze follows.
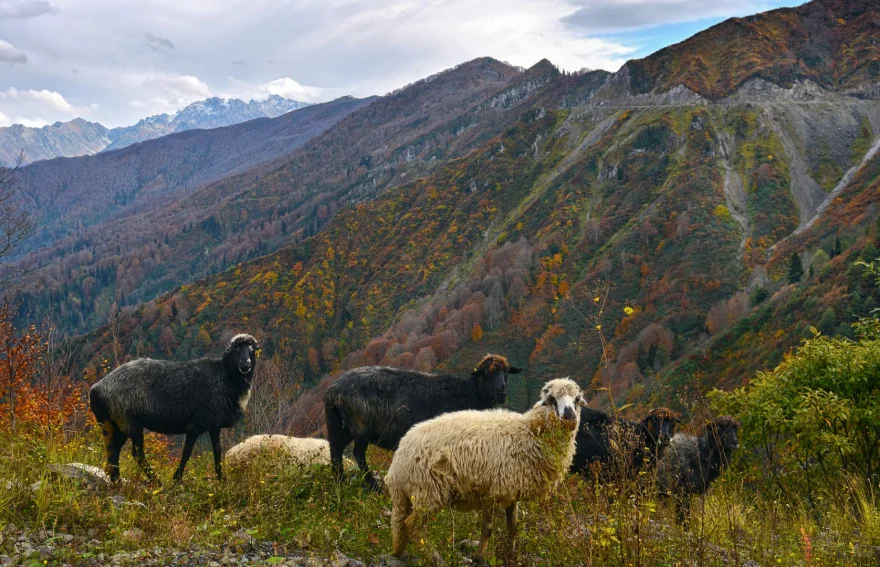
[385,377,586,565]
[225,435,335,469]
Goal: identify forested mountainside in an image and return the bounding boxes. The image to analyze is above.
[12,58,522,332]
[20,0,880,422]
[0,95,309,166]
[13,96,372,254]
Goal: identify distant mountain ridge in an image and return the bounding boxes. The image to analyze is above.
[0,95,309,165]
[105,95,310,152]
[0,118,110,167]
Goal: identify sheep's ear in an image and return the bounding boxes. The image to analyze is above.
[508,366,523,374]
[577,395,588,408]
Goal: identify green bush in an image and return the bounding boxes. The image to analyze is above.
[710,319,880,500]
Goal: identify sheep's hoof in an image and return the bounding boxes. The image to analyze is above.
[364,474,383,493]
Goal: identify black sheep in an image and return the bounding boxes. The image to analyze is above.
[323,353,522,491]
[658,416,741,522]
[570,407,680,479]
[89,333,259,484]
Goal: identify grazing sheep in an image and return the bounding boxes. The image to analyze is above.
[385,378,586,565]
[570,407,680,479]
[89,333,259,484]
[657,416,741,522]
[324,354,521,491]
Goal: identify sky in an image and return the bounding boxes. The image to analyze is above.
[0,0,805,129]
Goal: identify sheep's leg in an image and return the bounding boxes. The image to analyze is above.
[505,502,518,547]
[129,427,159,484]
[101,421,127,482]
[405,507,444,566]
[475,508,493,565]
[325,405,352,482]
[391,489,413,557]
[209,429,223,480]
[172,432,199,483]
[352,438,380,492]
[676,495,691,527]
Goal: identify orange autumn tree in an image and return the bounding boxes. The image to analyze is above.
[0,302,44,430]
[21,321,89,436]
[0,303,88,434]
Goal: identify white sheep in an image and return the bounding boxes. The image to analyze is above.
[225,435,340,469]
[385,377,587,565]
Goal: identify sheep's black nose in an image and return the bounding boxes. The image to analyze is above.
[562,406,576,420]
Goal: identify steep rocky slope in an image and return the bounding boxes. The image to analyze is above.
[617,0,879,98]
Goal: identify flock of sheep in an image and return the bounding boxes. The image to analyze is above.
[88,334,741,564]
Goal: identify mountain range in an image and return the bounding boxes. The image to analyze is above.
[8,0,880,422]
[0,95,309,166]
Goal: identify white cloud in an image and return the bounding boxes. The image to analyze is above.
[562,0,784,32]
[128,74,213,115]
[0,87,74,111]
[222,76,342,104]
[0,111,10,127]
[0,0,58,19]
[0,87,87,126]
[0,39,27,65]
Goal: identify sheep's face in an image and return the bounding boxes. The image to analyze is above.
[708,417,741,454]
[539,378,587,422]
[472,354,522,404]
[230,343,255,375]
[643,408,680,448]
[225,335,258,376]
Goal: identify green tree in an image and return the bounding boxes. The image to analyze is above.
[832,237,842,257]
[817,308,837,335]
[787,252,804,284]
[810,249,830,274]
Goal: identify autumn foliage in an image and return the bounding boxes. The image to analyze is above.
[0,303,88,434]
